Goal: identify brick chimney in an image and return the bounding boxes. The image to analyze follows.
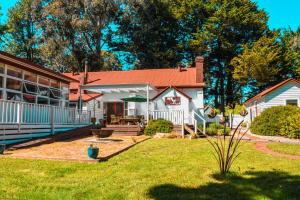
[177,62,183,72]
[195,56,204,83]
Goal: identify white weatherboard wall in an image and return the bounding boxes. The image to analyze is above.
[245,82,300,123]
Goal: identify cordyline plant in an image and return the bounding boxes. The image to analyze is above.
[206,106,248,175]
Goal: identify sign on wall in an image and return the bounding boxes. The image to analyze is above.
[165,97,181,105]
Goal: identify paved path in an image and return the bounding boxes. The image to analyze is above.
[243,132,300,161]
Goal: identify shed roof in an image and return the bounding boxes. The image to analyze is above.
[244,78,300,106]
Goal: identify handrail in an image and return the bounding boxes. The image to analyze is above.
[192,110,206,135]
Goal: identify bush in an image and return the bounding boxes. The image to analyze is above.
[251,105,300,137]
[280,112,300,138]
[144,119,174,136]
[205,123,229,136]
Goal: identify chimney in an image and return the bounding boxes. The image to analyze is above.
[177,62,183,72]
[195,56,204,83]
[84,60,88,84]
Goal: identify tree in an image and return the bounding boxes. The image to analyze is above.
[185,0,268,111]
[6,0,41,63]
[0,5,7,47]
[36,0,120,71]
[110,0,183,69]
[232,34,281,91]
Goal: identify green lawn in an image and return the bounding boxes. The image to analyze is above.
[268,143,300,156]
[0,139,300,200]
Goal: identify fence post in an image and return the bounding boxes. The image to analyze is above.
[50,106,55,135]
[17,103,21,131]
[181,110,184,138]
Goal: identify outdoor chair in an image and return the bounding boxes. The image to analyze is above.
[110,115,120,124]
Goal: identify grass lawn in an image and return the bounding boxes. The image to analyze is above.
[268,142,300,156]
[0,139,300,200]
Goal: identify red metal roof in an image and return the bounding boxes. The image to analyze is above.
[69,91,102,102]
[64,68,204,90]
[244,78,300,105]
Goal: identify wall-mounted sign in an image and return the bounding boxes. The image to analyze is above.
[165,97,181,105]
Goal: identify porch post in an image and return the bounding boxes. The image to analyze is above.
[146,84,149,124]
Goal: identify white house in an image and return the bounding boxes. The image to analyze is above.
[244,78,300,123]
[64,57,206,131]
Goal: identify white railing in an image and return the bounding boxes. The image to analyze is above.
[0,99,91,126]
[149,110,184,137]
[192,110,206,135]
[149,110,184,125]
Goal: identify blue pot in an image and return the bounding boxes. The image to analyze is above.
[87,146,99,159]
[0,145,5,155]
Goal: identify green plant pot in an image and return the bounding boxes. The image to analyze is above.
[87,146,99,159]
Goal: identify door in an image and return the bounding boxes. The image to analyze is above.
[105,102,124,123]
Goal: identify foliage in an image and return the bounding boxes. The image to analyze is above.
[225,104,246,115]
[6,0,41,63]
[204,123,230,136]
[144,119,173,136]
[207,121,246,175]
[280,112,300,138]
[110,0,183,68]
[251,106,300,136]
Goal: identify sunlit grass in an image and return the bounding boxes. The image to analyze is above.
[0,139,299,199]
[268,142,300,156]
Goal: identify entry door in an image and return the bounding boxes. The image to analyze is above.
[106,102,124,122]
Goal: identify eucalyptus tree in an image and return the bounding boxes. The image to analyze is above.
[6,0,42,63]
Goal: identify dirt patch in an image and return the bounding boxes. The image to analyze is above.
[2,135,150,162]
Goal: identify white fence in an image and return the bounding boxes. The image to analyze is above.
[149,110,184,125]
[0,100,91,126]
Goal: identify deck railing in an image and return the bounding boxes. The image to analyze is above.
[0,99,91,126]
[149,110,184,125]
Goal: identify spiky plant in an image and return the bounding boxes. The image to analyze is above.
[207,108,248,175]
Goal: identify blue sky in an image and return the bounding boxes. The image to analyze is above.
[1,0,300,30]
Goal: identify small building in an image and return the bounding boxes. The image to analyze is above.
[0,51,75,106]
[64,57,206,128]
[0,52,90,145]
[244,78,300,122]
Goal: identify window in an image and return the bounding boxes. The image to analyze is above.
[50,99,59,106]
[7,92,21,101]
[24,72,37,83]
[7,66,22,78]
[23,94,36,103]
[50,80,60,89]
[37,97,49,105]
[0,76,3,88]
[6,78,22,91]
[38,77,50,86]
[286,99,298,106]
[0,63,4,74]
[38,86,49,97]
[23,82,37,94]
[0,91,2,99]
[50,89,61,99]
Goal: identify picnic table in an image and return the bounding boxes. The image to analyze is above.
[120,116,141,125]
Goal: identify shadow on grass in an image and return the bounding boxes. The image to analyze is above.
[148,171,300,200]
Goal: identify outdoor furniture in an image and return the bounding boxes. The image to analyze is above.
[91,129,113,140]
[110,115,121,124]
[120,116,141,125]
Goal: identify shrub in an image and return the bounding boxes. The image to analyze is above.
[280,112,300,138]
[251,105,300,136]
[144,119,173,136]
[205,123,227,136]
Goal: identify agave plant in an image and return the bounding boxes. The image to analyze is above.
[206,107,248,175]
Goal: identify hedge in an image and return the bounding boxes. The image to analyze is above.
[250,105,300,138]
[144,119,174,136]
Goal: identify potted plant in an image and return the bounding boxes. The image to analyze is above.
[0,144,5,155]
[87,144,99,159]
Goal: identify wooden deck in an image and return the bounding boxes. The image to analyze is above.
[102,124,144,136]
